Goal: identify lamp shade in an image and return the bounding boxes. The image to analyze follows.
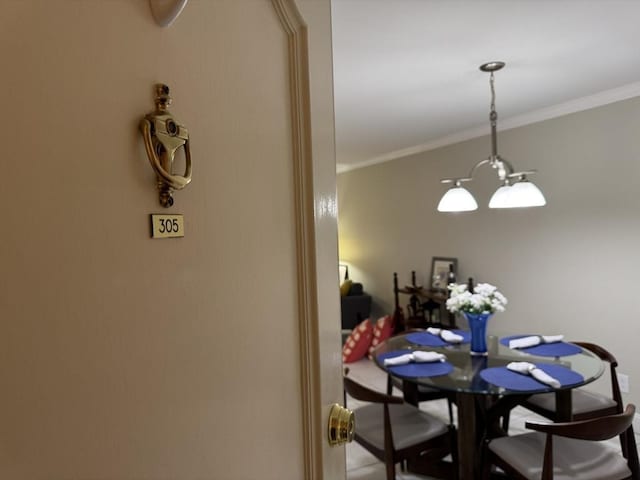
[507,180,546,207]
[488,184,512,209]
[437,186,478,212]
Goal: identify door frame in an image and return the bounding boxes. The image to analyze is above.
[274,0,344,478]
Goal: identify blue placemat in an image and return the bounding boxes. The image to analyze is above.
[480,364,584,391]
[406,330,471,347]
[377,350,454,378]
[500,335,582,357]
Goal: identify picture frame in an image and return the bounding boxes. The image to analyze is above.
[429,257,458,292]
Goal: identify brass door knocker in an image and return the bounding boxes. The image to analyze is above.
[140,84,192,207]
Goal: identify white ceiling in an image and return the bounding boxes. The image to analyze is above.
[331,0,640,172]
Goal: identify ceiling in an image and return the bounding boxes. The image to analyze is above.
[331,0,640,173]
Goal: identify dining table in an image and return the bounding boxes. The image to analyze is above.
[372,330,606,480]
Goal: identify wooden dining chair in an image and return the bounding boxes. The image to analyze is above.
[386,374,456,425]
[344,374,458,480]
[481,404,639,480]
[383,328,456,424]
[520,342,623,422]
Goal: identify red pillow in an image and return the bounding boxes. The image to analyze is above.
[368,315,394,357]
[342,319,373,363]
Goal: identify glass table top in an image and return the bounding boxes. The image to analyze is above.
[372,332,605,395]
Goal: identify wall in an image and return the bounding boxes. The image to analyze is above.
[338,97,640,406]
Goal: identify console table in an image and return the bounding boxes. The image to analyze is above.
[393,271,457,331]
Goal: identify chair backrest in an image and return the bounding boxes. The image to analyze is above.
[343,373,407,461]
[525,404,634,442]
[575,341,618,366]
[574,341,623,412]
[344,375,404,405]
[526,404,640,479]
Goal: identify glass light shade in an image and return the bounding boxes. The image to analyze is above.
[437,186,478,212]
[488,184,512,209]
[508,181,546,207]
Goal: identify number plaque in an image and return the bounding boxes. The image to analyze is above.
[150,214,184,238]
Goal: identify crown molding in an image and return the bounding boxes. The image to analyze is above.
[337,81,640,174]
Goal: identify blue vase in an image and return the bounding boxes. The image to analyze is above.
[463,312,492,356]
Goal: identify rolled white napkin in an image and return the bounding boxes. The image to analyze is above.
[383,353,414,366]
[412,351,446,363]
[426,327,464,344]
[507,361,561,388]
[383,351,446,366]
[509,335,564,349]
[440,330,464,343]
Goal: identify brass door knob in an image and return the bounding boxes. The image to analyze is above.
[328,404,355,446]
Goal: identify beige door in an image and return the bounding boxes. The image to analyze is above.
[0,1,345,479]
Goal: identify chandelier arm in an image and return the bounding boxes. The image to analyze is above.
[468,158,491,179]
[507,169,537,179]
[455,154,517,182]
[440,178,473,185]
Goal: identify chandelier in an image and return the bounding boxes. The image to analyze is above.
[437,62,546,212]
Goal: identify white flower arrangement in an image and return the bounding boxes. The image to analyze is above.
[446,283,508,314]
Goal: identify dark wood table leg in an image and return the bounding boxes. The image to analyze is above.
[484,393,530,439]
[455,392,531,479]
[401,379,420,406]
[555,389,573,421]
[456,392,477,480]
